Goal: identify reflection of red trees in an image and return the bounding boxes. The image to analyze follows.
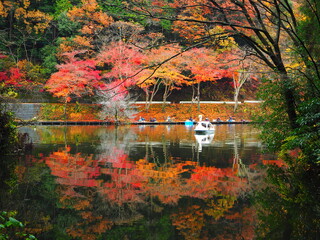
[44,147,251,205]
[66,210,112,240]
[171,205,205,240]
[171,198,256,240]
[45,147,102,198]
[42,146,261,239]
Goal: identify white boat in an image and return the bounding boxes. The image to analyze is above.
[194,121,215,134]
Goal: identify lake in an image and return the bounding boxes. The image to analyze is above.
[1,124,275,239]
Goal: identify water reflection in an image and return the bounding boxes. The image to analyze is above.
[255,158,320,239]
[194,133,215,152]
[1,125,273,239]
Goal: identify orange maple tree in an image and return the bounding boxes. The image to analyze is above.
[137,44,190,111]
[58,0,113,56]
[0,0,52,34]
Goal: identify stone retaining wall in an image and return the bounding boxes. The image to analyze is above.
[6,103,41,120]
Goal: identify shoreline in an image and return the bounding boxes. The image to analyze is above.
[16,120,253,126]
[10,102,261,124]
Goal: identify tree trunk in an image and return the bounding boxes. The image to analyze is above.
[145,90,150,112]
[283,87,297,129]
[162,84,171,112]
[234,88,240,112]
[145,81,161,112]
[63,100,68,121]
[281,73,298,129]
[197,81,201,111]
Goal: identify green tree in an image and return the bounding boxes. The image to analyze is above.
[0,0,53,62]
[0,105,17,155]
[254,152,320,239]
[0,211,37,240]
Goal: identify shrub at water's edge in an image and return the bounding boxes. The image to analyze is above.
[0,110,17,154]
[0,211,37,240]
[38,103,102,121]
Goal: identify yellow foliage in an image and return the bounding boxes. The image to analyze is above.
[11,1,52,34]
[81,0,98,12]
[22,0,30,8]
[73,35,94,48]
[67,0,113,32]
[74,199,91,210]
[15,165,26,182]
[0,1,8,17]
[204,195,236,220]
[171,205,205,240]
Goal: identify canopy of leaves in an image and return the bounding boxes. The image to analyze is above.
[45,51,102,102]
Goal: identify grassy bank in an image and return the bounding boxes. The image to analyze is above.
[37,102,261,122]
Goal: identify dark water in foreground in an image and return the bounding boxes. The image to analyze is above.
[1,124,276,239]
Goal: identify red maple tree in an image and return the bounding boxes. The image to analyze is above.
[45,51,102,103]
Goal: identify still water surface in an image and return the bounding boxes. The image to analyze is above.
[3,124,275,239]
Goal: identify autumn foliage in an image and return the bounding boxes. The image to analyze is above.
[0,55,45,90]
[32,137,258,239]
[45,51,102,103]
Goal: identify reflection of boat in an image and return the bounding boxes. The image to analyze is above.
[194,133,215,144]
[194,121,215,134]
[194,132,215,152]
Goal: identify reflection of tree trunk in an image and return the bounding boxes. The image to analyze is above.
[63,126,67,148]
[191,141,196,162]
[232,126,247,177]
[145,135,158,164]
[232,131,240,172]
[196,146,200,165]
[145,137,149,162]
[232,126,241,176]
[162,136,168,164]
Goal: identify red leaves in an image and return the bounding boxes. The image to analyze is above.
[182,47,237,84]
[0,56,47,90]
[45,51,102,102]
[0,67,25,87]
[96,41,145,85]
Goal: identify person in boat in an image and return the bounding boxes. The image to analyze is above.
[150,117,157,122]
[216,117,222,122]
[205,117,210,121]
[166,116,172,122]
[227,116,235,122]
[138,116,146,122]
